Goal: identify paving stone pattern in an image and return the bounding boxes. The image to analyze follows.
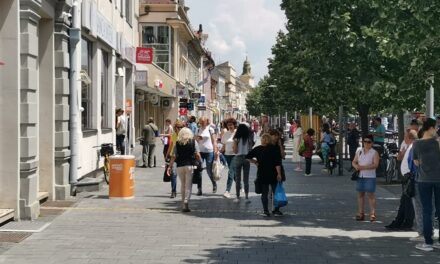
[0,140,439,264]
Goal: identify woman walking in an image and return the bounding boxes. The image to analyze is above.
[167,127,201,212]
[292,120,303,171]
[303,128,315,176]
[221,118,237,198]
[412,118,440,251]
[195,117,218,195]
[231,124,252,202]
[352,134,379,222]
[269,129,286,180]
[165,120,184,198]
[320,123,335,172]
[246,134,283,216]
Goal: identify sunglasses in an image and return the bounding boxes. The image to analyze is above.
[363,140,373,143]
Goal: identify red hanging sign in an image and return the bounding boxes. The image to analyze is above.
[136,47,153,64]
[179,108,188,116]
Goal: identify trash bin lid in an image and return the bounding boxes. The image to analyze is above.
[109,155,135,160]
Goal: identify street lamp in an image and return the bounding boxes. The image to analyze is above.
[268,84,277,127]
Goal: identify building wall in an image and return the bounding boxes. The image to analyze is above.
[0,0,20,218]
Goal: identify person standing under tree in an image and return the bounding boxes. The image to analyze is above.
[292,120,303,171]
[347,122,360,167]
[303,128,315,176]
[115,108,126,154]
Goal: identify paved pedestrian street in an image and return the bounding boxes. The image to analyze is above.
[1,144,439,264]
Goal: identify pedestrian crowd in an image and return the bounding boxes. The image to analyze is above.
[133,112,440,253]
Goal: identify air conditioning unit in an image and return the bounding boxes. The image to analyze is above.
[162,98,174,108]
[150,94,160,105]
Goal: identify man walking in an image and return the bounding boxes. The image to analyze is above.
[142,117,159,168]
[115,108,126,154]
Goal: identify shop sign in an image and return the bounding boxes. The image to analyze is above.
[96,11,116,48]
[135,71,148,87]
[187,102,194,111]
[198,105,207,111]
[136,47,153,64]
[191,92,201,99]
[179,108,188,116]
[177,85,188,97]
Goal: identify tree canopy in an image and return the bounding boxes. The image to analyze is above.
[247,0,440,121]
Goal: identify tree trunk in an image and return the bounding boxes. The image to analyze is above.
[358,103,370,138]
[398,110,405,145]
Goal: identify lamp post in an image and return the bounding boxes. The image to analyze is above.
[268,84,277,128]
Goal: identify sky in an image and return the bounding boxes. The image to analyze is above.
[185,0,286,84]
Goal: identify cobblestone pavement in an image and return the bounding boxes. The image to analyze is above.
[1,141,440,264]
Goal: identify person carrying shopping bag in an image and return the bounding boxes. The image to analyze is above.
[246,133,283,216]
[167,127,201,213]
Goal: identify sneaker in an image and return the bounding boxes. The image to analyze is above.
[213,185,217,193]
[223,191,231,198]
[304,173,312,177]
[410,236,424,242]
[245,198,251,204]
[272,210,283,216]
[415,243,434,252]
[294,167,302,171]
[261,211,271,217]
[233,198,240,203]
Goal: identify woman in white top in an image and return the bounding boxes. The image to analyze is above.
[292,119,303,171]
[195,117,218,195]
[352,134,379,222]
[231,124,252,202]
[221,118,237,198]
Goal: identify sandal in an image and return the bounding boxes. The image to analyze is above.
[355,213,365,221]
[370,214,376,222]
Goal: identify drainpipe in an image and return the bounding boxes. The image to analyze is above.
[69,0,81,193]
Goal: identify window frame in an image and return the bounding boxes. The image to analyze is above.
[100,49,111,129]
[141,24,172,73]
[81,37,94,130]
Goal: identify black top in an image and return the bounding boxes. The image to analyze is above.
[246,144,282,184]
[175,140,196,167]
[347,128,360,147]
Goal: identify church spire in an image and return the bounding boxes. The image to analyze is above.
[242,56,251,76]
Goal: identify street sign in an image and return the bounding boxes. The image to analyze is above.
[187,102,194,111]
[198,105,206,111]
[179,102,188,108]
[191,92,201,99]
[179,108,188,116]
[136,47,153,64]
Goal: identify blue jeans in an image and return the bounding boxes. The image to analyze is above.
[418,182,440,244]
[232,155,250,197]
[321,143,330,168]
[198,152,216,189]
[224,155,235,192]
[170,163,177,193]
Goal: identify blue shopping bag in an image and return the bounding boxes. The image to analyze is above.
[274,182,288,207]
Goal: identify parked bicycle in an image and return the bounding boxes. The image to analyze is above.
[94,143,115,184]
[385,142,400,184]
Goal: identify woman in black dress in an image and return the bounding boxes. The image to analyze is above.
[246,133,283,216]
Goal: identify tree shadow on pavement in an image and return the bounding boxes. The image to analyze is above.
[181,234,439,264]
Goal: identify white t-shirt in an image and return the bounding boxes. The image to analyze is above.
[221,130,235,155]
[400,141,408,152]
[358,148,377,178]
[116,115,126,135]
[197,126,215,153]
[400,143,413,175]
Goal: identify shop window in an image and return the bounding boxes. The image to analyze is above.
[101,50,110,129]
[81,37,93,130]
[142,25,171,73]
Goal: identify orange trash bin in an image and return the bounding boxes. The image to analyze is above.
[109,155,135,199]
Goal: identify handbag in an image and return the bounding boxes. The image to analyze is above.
[212,158,224,181]
[350,170,359,181]
[298,138,306,156]
[254,175,262,194]
[402,172,415,197]
[192,159,203,184]
[274,182,288,208]
[163,164,171,182]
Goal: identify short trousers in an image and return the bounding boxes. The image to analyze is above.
[356,178,376,193]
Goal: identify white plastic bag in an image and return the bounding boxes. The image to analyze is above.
[212,158,224,181]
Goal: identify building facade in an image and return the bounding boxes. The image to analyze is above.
[0,0,138,220]
[136,0,205,136]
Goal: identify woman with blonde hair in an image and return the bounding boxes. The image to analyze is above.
[167,127,201,212]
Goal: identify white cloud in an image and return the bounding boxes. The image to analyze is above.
[186,0,286,82]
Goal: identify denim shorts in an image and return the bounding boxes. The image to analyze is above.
[356,178,376,193]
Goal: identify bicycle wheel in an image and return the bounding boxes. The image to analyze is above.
[103,156,110,184]
[385,158,395,184]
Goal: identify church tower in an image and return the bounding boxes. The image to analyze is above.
[240,56,255,88]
